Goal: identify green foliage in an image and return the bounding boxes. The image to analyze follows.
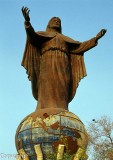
[46,152,56,160]
[46,152,74,160]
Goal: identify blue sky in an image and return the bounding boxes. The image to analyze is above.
[0,0,113,159]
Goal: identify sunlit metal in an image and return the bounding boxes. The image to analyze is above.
[18,148,29,160]
[34,144,43,160]
[57,144,65,160]
[73,147,86,160]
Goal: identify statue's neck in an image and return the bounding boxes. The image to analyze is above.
[46,27,61,33]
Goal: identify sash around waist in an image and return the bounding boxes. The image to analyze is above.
[41,47,68,55]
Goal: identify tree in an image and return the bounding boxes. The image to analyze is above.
[87,116,113,160]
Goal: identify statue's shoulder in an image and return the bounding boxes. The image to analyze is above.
[36,31,56,38]
[61,34,80,44]
[35,31,80,45]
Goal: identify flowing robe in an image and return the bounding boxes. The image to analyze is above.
[22,23,98,111]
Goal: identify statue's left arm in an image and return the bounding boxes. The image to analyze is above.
[71,29,107,54]
[69,29,106,102]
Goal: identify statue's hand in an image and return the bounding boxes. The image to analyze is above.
[21,6,30,22]
[96,29,107,40]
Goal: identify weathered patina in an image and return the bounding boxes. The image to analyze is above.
[21,7,106,114]
[15,111,88,159]
[15,7,107,160]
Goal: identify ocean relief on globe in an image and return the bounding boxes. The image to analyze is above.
[15,111,88,159]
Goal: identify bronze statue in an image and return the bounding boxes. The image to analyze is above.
[21,7,106,114]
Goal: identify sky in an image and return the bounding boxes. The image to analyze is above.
[0,0,113,159]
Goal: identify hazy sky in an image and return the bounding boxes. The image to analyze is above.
[0,0,113,159]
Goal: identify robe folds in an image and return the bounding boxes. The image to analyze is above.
[22,26,97,110]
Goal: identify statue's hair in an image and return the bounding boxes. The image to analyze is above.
[46,17,62,33]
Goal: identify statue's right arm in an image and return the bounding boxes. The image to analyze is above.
[24,21,38,45]
[21,7,38,45]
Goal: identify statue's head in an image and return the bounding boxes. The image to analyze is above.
[46,17,62,33]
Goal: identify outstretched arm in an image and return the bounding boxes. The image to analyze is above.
[71,29,107,54]
[21,7,37,45]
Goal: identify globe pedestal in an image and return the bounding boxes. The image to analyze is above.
[15,109,88,160]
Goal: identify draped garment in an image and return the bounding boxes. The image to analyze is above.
[22,27,97,110]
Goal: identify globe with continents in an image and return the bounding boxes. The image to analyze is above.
[15,111,88,160]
